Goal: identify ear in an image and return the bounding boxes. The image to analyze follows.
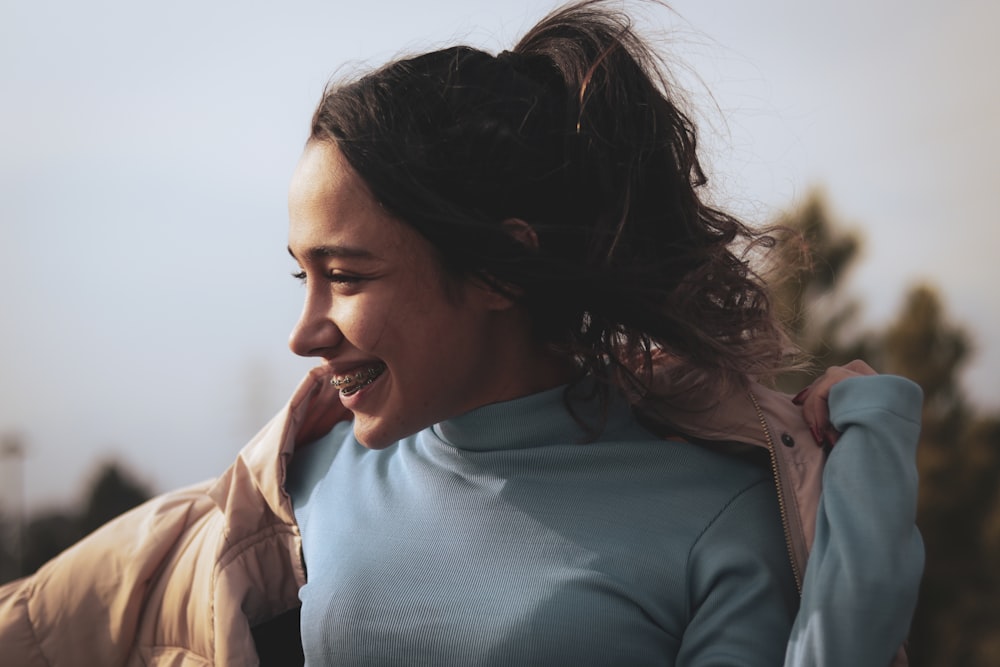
[471,281,518,312]
[501,218,540,251]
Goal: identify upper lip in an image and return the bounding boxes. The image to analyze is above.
[324,360,385,377]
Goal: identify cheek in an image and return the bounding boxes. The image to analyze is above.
[334,293,400,352]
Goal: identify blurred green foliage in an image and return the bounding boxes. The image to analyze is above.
[0,461,151,582]
[774,192,1000,667]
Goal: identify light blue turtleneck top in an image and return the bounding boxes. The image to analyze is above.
[287,385,797,666]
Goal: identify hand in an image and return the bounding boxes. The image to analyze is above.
[792,359,877,448]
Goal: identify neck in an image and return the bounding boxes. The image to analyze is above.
[478,309,579,405]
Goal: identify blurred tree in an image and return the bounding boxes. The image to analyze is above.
[4,460,152,583]
[769,192,869,393]
[881,287,1000,667]
[79,461,152,536]
[0,525,21,584]
[21,512,83,578]
[773,193,1000,667]
[0,434,26,584]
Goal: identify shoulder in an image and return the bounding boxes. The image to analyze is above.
[287,420,358,510]
[675,440,779,549]
[632,435,786,573]
[0,481,223,665]
[585,422,779,549]
[639,431,775,508]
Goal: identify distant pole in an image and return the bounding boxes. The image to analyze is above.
[0,434,25,580]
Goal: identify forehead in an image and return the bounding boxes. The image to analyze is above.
[287,141,403,253]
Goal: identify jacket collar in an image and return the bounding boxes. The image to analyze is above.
[208,366,351,528]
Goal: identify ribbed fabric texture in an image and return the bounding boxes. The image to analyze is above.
[784,375,924,667]
[287,384,797,666]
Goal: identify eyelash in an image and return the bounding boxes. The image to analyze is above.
[291,270,364,285]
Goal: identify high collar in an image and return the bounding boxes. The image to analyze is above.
[430,380,635,452]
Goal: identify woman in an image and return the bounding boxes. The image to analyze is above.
[0,1,922,665]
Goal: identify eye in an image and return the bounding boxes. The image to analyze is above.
[291,269,366,287]
[328,272,365,284]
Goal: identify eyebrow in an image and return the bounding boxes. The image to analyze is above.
[287,244,379,262]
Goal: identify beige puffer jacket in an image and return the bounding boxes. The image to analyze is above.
[0,366,906,666]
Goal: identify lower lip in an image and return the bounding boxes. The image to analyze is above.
[338,371,384,407]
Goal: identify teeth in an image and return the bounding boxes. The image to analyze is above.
[331,363,386,396]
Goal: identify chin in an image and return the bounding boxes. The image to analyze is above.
[351,421,401,451]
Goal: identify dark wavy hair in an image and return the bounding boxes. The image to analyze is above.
[310,0,791,401]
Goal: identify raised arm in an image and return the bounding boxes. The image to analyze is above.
[786,373,924,667]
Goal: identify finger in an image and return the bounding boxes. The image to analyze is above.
[792,385,811,406]
[798,361,872,447]
[842,359,876,376]
[803,395,830,446]
[799,369,849,445]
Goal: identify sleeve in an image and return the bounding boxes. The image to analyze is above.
[784,375,924,667]
[678,478,799,666]
[0,483,216,666]
[0,579,49,667]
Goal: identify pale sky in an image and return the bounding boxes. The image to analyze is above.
[2,0,998,510]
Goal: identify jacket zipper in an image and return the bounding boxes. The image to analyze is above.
[748,390,803,595]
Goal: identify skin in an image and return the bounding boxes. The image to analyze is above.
[286,141,574,449]
[793,359,878,447]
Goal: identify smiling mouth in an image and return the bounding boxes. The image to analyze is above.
[331,363,387,397]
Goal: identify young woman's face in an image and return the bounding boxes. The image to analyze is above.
[287,142,550,448]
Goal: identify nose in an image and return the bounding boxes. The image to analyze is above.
[288,289,342,357]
